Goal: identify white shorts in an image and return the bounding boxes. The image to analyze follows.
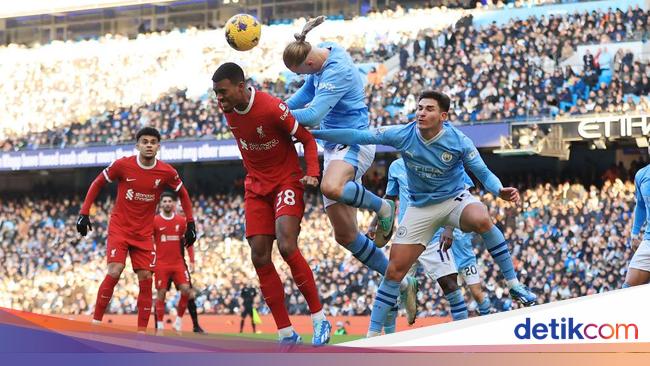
[322,143,376,208]
[410,240,457,281]
[629,240,650,272]
[393,190,480,246]
[458,263,481,286]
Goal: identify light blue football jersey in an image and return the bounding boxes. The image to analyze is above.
[286,41,368,136]
[312,122,503,207]
[632,165,650,241]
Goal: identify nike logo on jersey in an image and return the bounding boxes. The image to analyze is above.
[101,295,111,299]
[159,227,166,231]
[126,178,136,182]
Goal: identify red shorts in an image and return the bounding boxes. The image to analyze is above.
[244,181,305,237]
[106,233,156,271]
[155,264,190,289]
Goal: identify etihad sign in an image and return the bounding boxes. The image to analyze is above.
[577,115,650,140]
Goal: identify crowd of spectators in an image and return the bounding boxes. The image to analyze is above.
[0,161,643,319]
[2,5,649,152]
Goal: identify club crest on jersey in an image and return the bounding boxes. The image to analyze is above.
[441,151,453,163]
[154,178,161,188]
[257,126,265,138]
[110,249,117,257]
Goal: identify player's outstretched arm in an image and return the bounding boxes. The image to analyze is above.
[178,185,197,246]
[312,127,394,147]
[77,172,108,236]
[293,124,320,185]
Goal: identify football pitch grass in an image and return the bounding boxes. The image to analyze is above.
[221,332,363,344]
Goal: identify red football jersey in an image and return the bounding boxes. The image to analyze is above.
[224,87,304,196]
[103,155,184,241]
[153,213,187,267]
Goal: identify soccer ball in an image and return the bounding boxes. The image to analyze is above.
[224,14,262,51]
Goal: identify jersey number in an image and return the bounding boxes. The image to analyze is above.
[150,251,157,267]
[437,249,451,262]
[276,189,296,208]
[464,265,478,276]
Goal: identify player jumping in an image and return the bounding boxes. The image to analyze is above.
[153,192,204,334]
[282,16,417,319]
[312,90,537,337]
[623,159,650,287]
[212,62,330,346]
[77,127,196,332]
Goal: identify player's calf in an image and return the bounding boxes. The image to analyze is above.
[438,274,468,321]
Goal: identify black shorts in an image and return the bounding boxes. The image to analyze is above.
[241,306,254,318]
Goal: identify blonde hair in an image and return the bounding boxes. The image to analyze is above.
[283,16,326,68]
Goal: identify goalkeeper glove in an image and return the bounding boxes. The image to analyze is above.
[184,221,196,247]
[76,214,93,237]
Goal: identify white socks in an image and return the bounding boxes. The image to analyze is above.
[278,326,295,339]
[311,309,326,323]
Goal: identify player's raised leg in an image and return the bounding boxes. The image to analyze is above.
[276,213,331,346]
[459,203,536,306]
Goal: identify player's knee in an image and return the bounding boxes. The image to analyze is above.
[385,262,408,282]
[334,231,357,246]
[438,275,459,294]
[250,251,272,268]
[473,215,493,234]
[320,179,342,200]
[107,264,124,278]
[137,271,153,281]
[180,286,192,296]
[278,243,297,259]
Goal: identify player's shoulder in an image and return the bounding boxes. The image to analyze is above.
[155,159,179,174]
[442,122,471,146]
[636,165,650,181]
[111,155,135,168]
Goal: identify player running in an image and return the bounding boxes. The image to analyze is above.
[76,127,196,332]
[312,90,537,336]
[212,62,330,346]
[282,16,417,319]
[153,192,204,334]
[623,160,650,287]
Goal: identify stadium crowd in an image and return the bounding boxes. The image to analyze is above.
[2,6,649,151]
[0,161,643,319]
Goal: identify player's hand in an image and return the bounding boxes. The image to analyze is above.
[76,214,92,237]
[184,221,197,247]
[631,236,641,252]
[498,187,520,204]
[300,175,319,188]
[440,226,454,252]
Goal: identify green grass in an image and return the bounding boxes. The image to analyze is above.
[221,332,363,344]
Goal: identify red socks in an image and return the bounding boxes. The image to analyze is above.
[255,263,290,329]
[177,293,189,318]
[137,278,153,330]
[93,275,119,321]
[285,249,323,314]
[156,298,165,322]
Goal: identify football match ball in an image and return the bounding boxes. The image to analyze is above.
[224,14,262,51]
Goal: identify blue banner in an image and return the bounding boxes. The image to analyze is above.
[0,123,507,171]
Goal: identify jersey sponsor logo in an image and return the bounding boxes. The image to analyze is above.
[278,103,289,120]
[405,161,445,178]
[239,138,279,151]
[125,188,155,202]
[467,150,478,160]
[160,235,181,242]
[256,126,266,138]
[317,82,336,92]
[154,178,161,188]
[441,151,453,163]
